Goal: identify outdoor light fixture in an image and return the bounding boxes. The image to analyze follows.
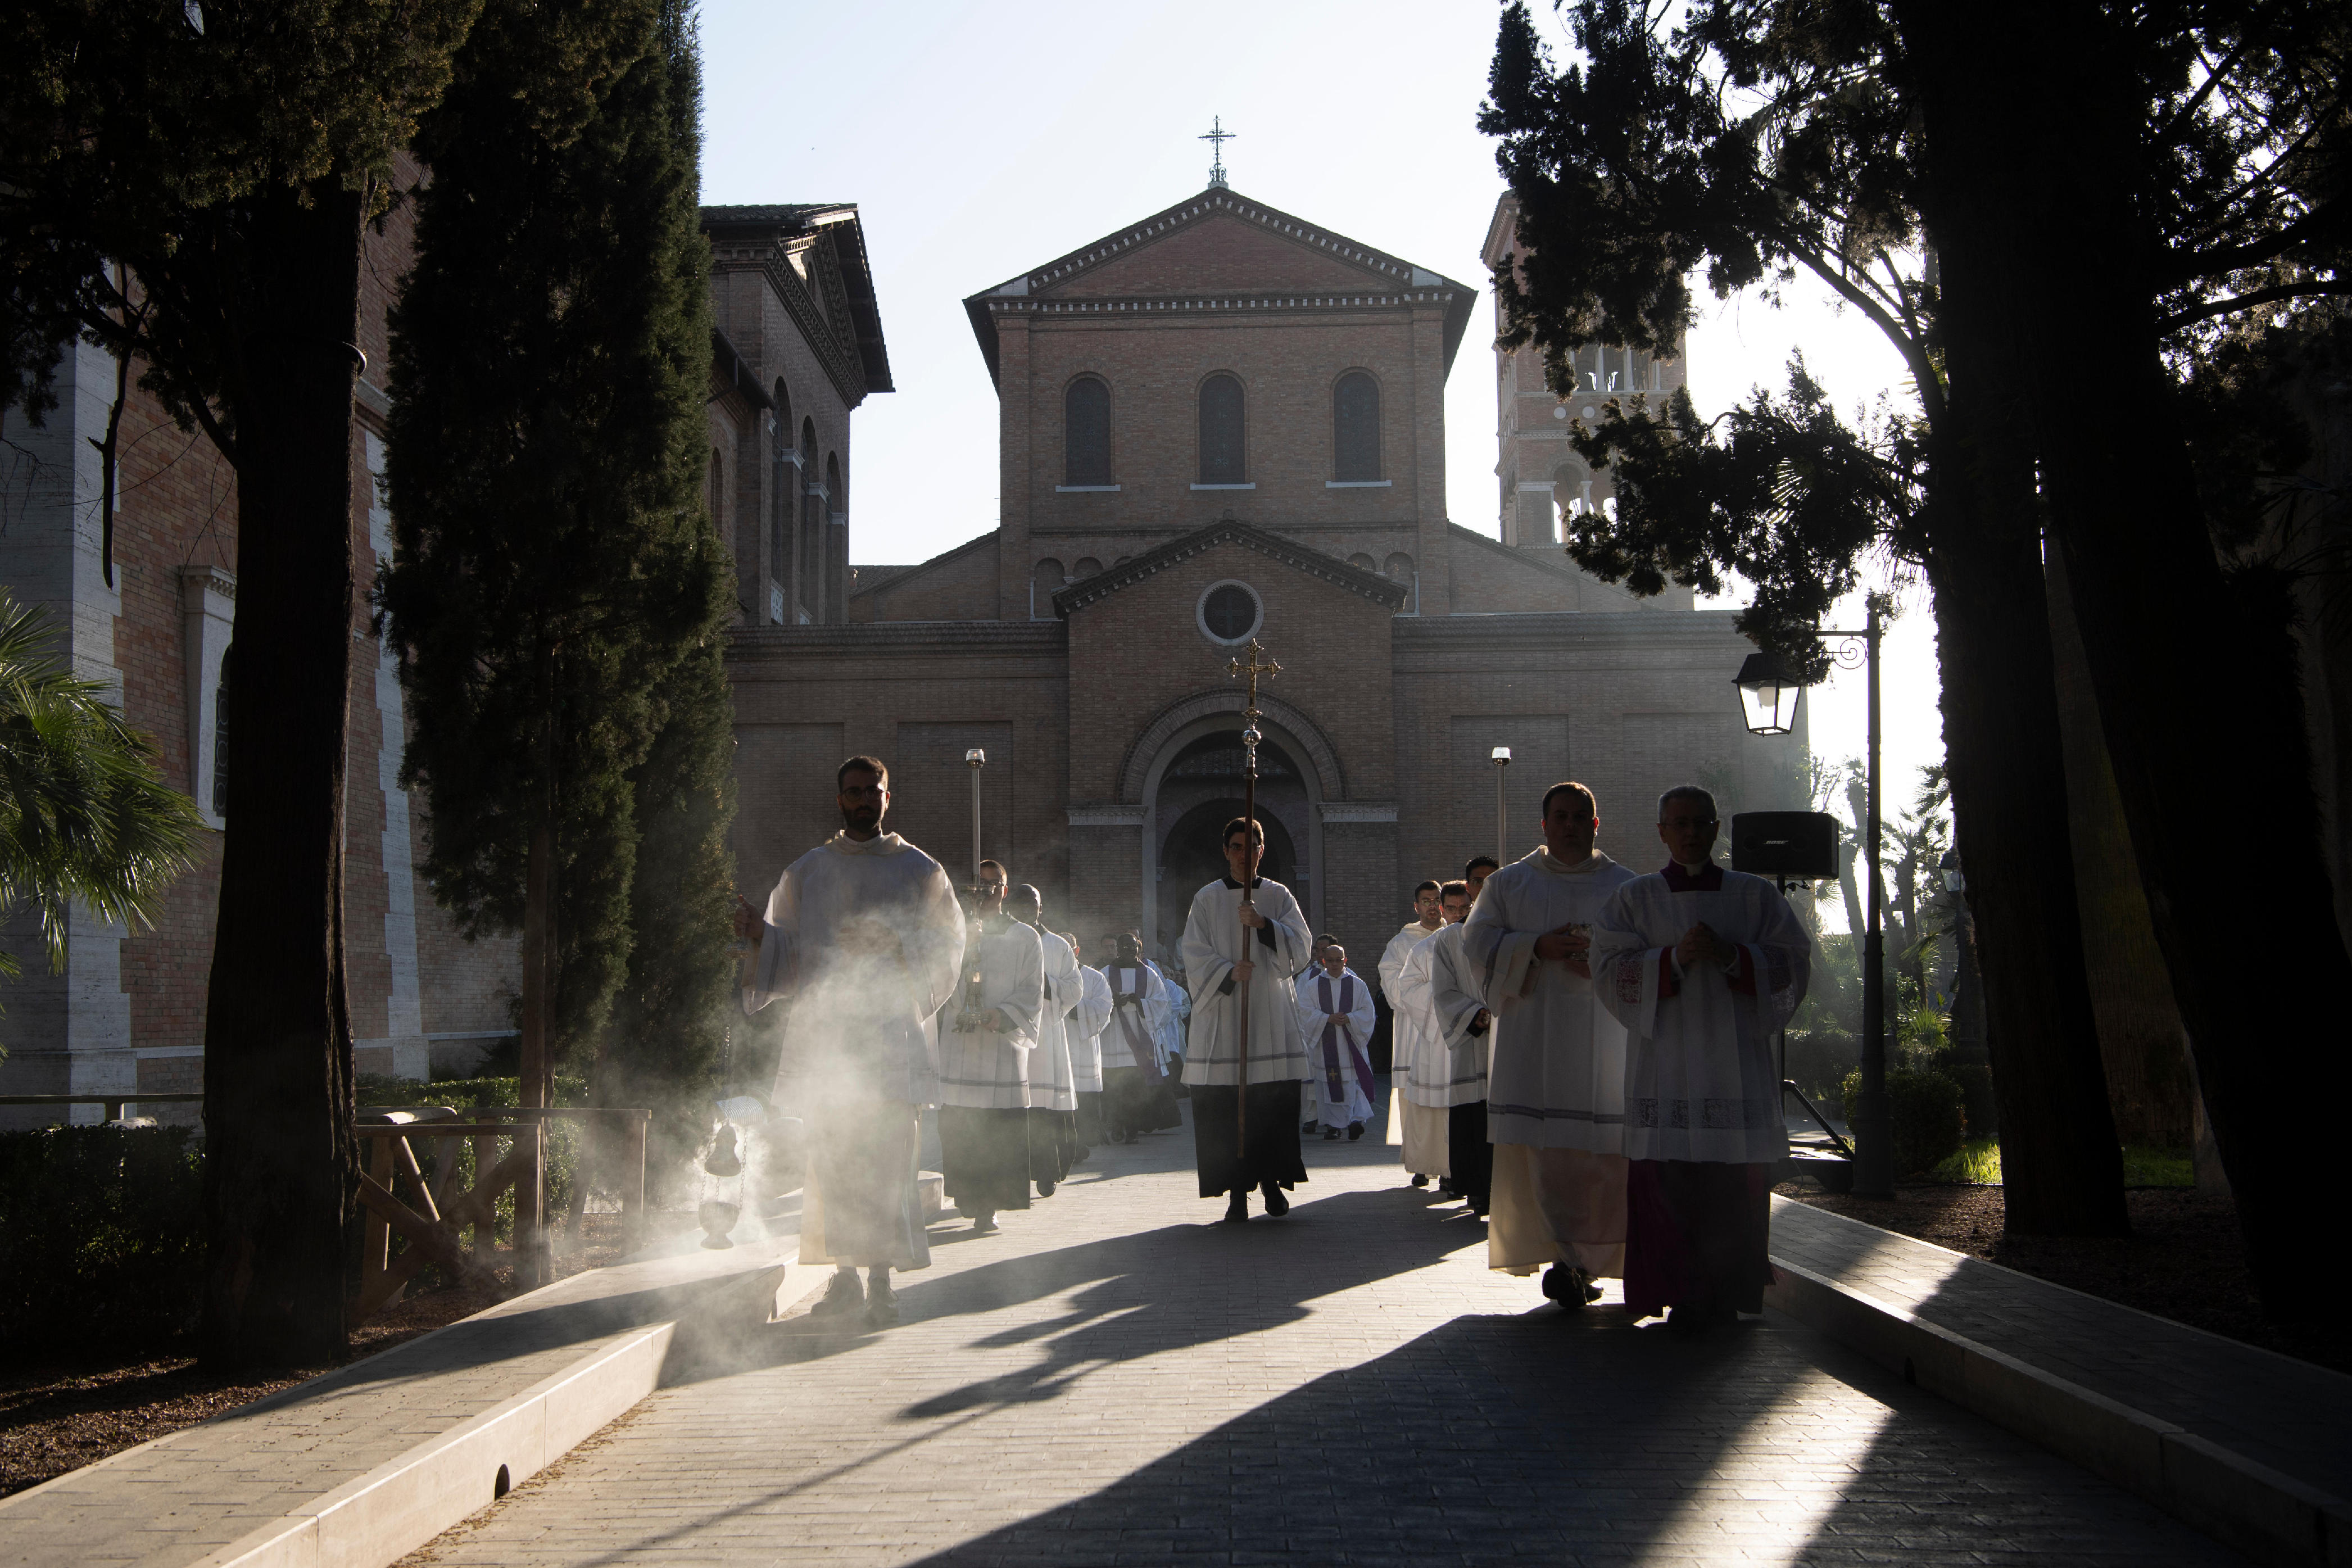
[1733,652,1805,736]
[1491,746,1512,867]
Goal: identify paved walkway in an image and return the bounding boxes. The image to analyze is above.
[407,1109,2242,1567]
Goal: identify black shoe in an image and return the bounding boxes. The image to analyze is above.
[1303,1120,1319,1133]
[1666,1300,1730,1338]
[1410,1173,1429,1188]
[1322,1128,1342,1141]
[1223,1191,1250,1223]
[865,1277,899,1326]
[1262,1181,1290,1217]
[1436,1180,1461,1200]
[1035,1179,1056,1198]
[1348,1123,1365,1141]
[810,1271,864,1318]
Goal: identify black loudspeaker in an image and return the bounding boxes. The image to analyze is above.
[1730,812,1839,880]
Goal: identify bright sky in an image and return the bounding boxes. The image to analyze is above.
[697,0,1945,899]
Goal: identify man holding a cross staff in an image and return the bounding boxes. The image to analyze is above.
[1180,814,1315,1221]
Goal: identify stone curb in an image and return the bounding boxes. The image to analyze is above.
[1,1226,831,1568]
[1766,1256,2352,1567]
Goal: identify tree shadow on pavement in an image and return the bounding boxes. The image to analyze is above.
[659,1182,1471,1395]
[896,1306,2243,1568]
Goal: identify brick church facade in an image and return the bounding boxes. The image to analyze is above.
[726,187,1801,984]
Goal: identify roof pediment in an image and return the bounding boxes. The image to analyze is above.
[1050,520,1407,619]
[964,187,1478,386]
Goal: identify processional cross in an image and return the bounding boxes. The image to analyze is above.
[1200,116,1236,189]
[1223,638,1280,1151]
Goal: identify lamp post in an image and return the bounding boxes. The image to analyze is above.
[1490,746,1512,866]
[1732,599,1889,1197]
[965,749,986,883]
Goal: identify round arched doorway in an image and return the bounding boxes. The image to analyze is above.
[1152,731,1309,955]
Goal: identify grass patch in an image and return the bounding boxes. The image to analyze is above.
[1929,1139,2002,1184]
[1919,1140,2194,1188]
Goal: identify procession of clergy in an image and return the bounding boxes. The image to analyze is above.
[738,755,1809,1333]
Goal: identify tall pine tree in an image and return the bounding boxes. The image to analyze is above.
[382,0,733,1146]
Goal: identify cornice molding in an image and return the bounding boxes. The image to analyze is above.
[1052,520,1406,617]
[709,237,869,410]
[1067,803,1145,828]
[985,291,1458,318]
[1006,189,1443,296]
[727,620,1066,659]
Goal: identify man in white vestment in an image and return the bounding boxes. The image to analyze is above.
[1012,884,1082,1193]
[736,755,964,1327]
[1295,944,1377,1140]
[1067,934,1112,1151]
[1463,781,1639,1308]
[936,860,1044,1235]
[1154,955,1190,1082]
[1593,785,1811,1334]
[1181,815,1314,1222]
[1416,874,1499,1216]
[1100,932,1182,1143]
[1380,881,1445,1181]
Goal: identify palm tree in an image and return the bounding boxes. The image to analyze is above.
[0,590,204,1021]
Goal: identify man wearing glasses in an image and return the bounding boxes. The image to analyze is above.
[735,756,967,1327]
[1590,786,1812,1336]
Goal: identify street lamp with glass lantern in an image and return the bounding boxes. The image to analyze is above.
[1731,599,1891,1198]
[1490,746,1512,867]
[964,749,986,883]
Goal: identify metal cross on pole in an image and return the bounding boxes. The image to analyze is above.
[1225,638,1280,1157]
[1200,116,1236,189]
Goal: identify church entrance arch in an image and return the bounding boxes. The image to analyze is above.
[1139,719,1321,964]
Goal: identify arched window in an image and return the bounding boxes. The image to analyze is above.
[769,383,791,592]
[1065,377,1112,486]
[1032,557,1066,617]
[798,418,821,611]
[1198,373,1245,484]
[1334,371,1380,481]
[1072,556,1103,579]
[1383,551,1413,583]
[1348,552,1376,573]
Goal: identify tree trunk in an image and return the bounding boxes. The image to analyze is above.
[1893,0,2129,1238]
[198,182,365,1369]
[1936,0,2352,1324]
[2044,551,2196,1147]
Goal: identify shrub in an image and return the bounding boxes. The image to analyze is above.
[1841,1064,1967,1177]
[355,1075,593,1240]
[0,1126,206,1356]
[1784,1028,1858,1105]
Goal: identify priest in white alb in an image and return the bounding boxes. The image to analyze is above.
[1462,781,1639,1309]
[1381,880,1446,1184]
[1593,785,1810,1334]
[1415,873,1499,1217]
[1067,933,1112,1150]
[1100,932,1182,1143]
[1181,815,1314,1222]
[935,860,1044,1236]
[1294,942,1377,1140]
[1013,883,1082,1194]
[736,755,965,1328]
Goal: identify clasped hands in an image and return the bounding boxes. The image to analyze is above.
[1675,921,1734,972]
[1532,922,1592,976]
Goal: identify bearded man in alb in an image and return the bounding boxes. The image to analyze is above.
[736,755,964,1327]
[1462,781,1638,1309]
[1181,815,1313,1222]
[1592,785,1810,1334]
[1381,880,1446,1181]
[1100,932,1181,1143]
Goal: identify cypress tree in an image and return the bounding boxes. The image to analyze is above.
[382,0,729,1134]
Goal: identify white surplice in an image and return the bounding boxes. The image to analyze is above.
[1294,967,1377,1127]
[1401,924,1487,1108]
[1105,963,1172,1073]
[1379,917,1443,1090]
[1592,863,1811,1164]
[1148,959,1188,1064]
[935,916,1043,1111]
[1030,927,1083,1113]
[1462,848,1640,1150]
[1179,877,1313,1086]
[1071,965,1112,1093]
[746,830,965,1107]
[744,829,966,1271]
